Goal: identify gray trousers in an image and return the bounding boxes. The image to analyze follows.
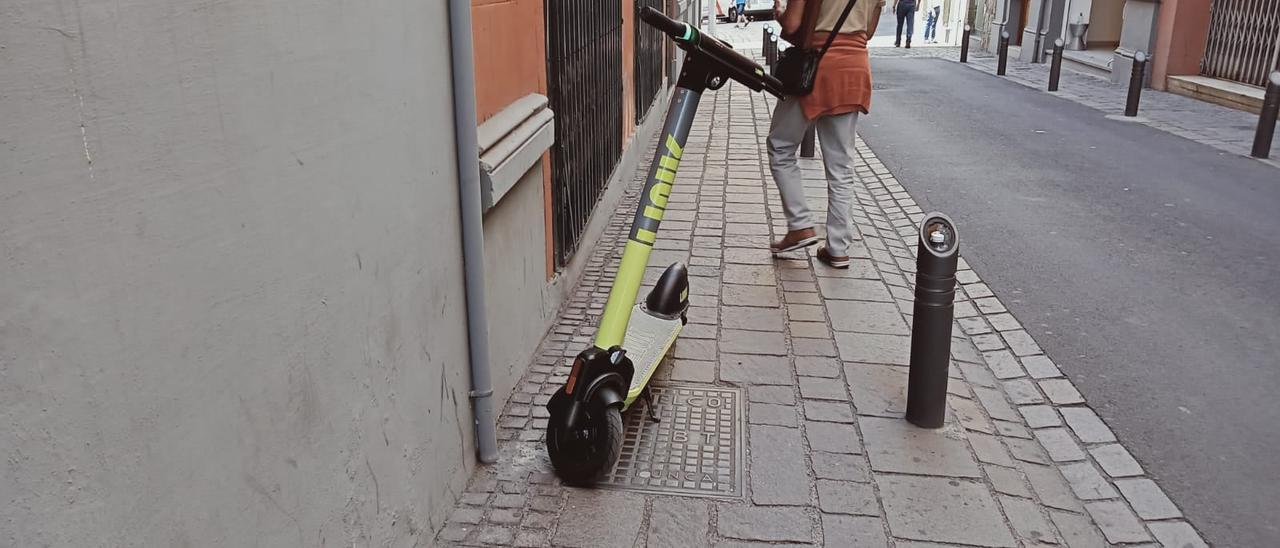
[767,98,861,256]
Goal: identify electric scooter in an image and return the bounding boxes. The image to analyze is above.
[546,6,785,485]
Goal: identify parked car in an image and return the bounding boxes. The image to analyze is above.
[715,0,776,22]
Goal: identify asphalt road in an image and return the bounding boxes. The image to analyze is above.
[858,57,1280,547]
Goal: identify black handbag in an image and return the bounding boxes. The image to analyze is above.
[772,0,859,96]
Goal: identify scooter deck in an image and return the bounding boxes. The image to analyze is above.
[622,304,683,408]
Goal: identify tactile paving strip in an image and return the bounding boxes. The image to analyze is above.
[598,384,744,499]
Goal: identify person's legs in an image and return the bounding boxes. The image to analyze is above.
[814,112,861,258]
[905,6,916,46]
[767,99,816,237]
[895,5,908,46]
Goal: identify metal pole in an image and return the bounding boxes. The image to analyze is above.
[800,125,816,158]
[1251,71,1280,159]
[1048,38,1064,92]
[906,214,960,429]
[1125,51,1147,117]
[960,24,971,63]
[768,34,779,67]
[997,31,1010,76]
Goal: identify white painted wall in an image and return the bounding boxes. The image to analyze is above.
[0,1,476,545]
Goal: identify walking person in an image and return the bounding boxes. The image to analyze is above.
[768,0,883,268]
[735,0,749,27]
[893,0,917,48]
[923,2,940,43]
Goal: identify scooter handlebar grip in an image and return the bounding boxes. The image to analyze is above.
[640,6,687,39]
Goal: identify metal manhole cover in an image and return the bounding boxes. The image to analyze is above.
[598,384,744,499]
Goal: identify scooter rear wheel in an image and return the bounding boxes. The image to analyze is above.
[547,405,624,486]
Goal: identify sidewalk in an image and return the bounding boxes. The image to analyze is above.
[435,63,1207,547]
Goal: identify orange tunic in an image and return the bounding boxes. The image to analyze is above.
[797,32,873,120]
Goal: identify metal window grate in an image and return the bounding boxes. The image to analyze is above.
[547,0,625,268]
[635,0,668,123]
[1202,0,1280,87]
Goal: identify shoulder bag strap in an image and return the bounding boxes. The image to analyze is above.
[816,0,859,57]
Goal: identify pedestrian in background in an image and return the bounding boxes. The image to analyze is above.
[923,2,940,43]
[893,0,917,48]
[768,0,884,269]
[735,0,749,27]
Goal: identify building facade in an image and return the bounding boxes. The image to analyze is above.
[1,0,695,545]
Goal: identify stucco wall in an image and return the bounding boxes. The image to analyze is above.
[0,1,476,545]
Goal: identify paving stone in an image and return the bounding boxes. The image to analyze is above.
[449,507,485,525]
[554,490,646,546]
[785,291,822,305]
[1039,379,1085,405]
[804,400,856,423]
[675,337,718,361]
[793,337,838,357]
[670,359,717,383]
[951,396,995,434]
[998,495,1061,545]
[975,297,1007,314]
[972,333,1006,351]
[1002,378,1045,405]
[834,333,910,366]
[985,465,1032,498]
[1035,428,1086,462]
[1006,437,1051,465]
[750,424,811,505]
[954,300,979,318]
[1089,444,1144,478]
[817,277,894,302]
[968,432,1014,467]
[878,475,1016,547]
[788,304,828,322]
[789,321,832,339]
[437,523,472,543]
[795,356,840,378]
[985,313,1021,332]
[799,376,848,401]
[478,526,516,545]
[749,385,796,405]
[984,350,1025,379]
[1059,407,1117,444]
[1019,405,1062,428]
[721,354,793,385]
[1148,521,1208,548]
[806,421,863,454]
[723,284,781,307]
[815,260,880,279]
[490,507,523,524]
[821,514,888,546]
[1115,478,1181,520]
[958,361,998,387]
[964,283,995,299]
[817,479,880,516]
[749,402,798,427]
[1002,330,1044,357]
[721,329,787,356]
[994,420,1032,439]
[826,300,909,334]
[1061,461,1118,500]
[860,417,981,477]
[972,385,1020,422]
[811,451,872,482]
[724,247,774,265]
[646,497,710,548]
[843,363,907,417]
[522,511,556,529]
[721,306,785,332]
[1085,500,1152,544]
[1020,355,1063,379]
[681,322,718,340]
[718,505,813,542]
[780,268,815,282]
[1023,464,1084,512]
[722,264,778,286]
[514,528,550,547]
[1049,509,1108,548]
[959,316,994,335]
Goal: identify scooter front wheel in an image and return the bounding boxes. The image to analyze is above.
[546,405,624,486]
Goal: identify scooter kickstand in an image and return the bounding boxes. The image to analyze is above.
[641,387,661,423]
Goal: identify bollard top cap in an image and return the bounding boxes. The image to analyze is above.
[965,24,972,31]
[918,213,959,258]
[1134,51,1147,62]
[1269,71,1280,87]
[1054,38,1064,47]
[1001,31,1010,39]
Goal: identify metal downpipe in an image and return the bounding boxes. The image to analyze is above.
[446,0,498,464]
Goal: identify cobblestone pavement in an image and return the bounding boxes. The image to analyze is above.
[869,45,1279,166]
[435,66,1208,547]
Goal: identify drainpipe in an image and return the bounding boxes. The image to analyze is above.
[446,0,498,464]
[1031,0,1050,62]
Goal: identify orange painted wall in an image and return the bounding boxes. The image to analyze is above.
[472,0,548,122]
[623,0,639,145]
[1151,0,1212,90]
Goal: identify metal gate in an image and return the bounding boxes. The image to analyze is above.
[547,0,625,268]
[1201,0,1280,87]
[635,0,667,123]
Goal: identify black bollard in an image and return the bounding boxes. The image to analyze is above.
[763,26,775,66]
[906,213,961,429]
[960,25,971,63]
[767,34,779,67]
[1125,51,1148,117]
[1251,71,1280,159]
[997,32,1010,76]
[1048,38,1064,92]
[800,125,816,158]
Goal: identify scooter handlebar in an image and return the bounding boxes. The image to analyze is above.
[639,6,786,97]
